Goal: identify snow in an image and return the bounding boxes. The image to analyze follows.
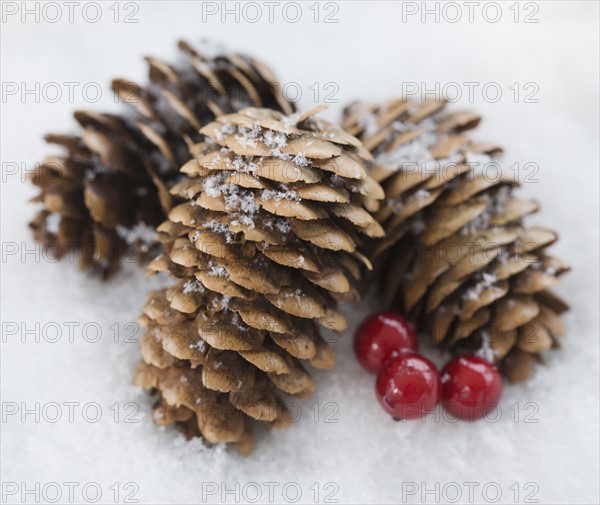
[464,273,498,301]
[202,220,231,236]
[189,340,208,353]
[293,153,310,167]
[44,212,61,235]
[273,218,292,235]
[2,3,599,505]
[182,280,204,294]
[475,332,496,364]
[459,202,492,236]
[261,188,301,203]
[207,263,228,278]
[358,111,380,137]
[234,125,260,149]
[329,174,345,187]
[262,129,290,160]
[231,154,259,174]
[203,172,260,229]
[115,222,159,246]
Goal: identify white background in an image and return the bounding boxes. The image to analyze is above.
[1,1,599,504]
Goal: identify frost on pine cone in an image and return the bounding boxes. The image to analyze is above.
[133,106,384,453]
[29,41,293,279]
[343,98,569,382]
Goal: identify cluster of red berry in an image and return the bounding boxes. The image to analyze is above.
[354,312,503,421]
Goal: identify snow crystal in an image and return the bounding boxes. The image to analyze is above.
[459,202,492,236]
[413,189,431,201]
[274,219,292,234]
[45,212,61,235]
[202,172,229,198]
[490,186,511,215]
[411,217,426,234]
[182,280,204,294]
[262,129,290,160]
[224,191,260,215]
[466,151,493,167]
[482,272,496,284]
[219,295,231,311]
[220,122,235,136]
[202,220,230,235]
[115,222,159,245]
[234,124,261,148]
[231,154,259,174]
[375,132,437,172]
[208,263,228,277]
[330,174,345,187]
[189,340,208,353]
[465,151,504,182]
[357,112,379,136]
[202,173,260,229]
[283,288,303,300]
[231,313,248,332]
[374,115,451,177]
[293,153,309,167]
[475,331,496,362]
[261,188,301,202]
[463,271,497,301]
[391,120,415,133]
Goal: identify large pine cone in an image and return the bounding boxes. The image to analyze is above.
[134,106,384,454]
[343,98,570,382]
[30,41,293,279]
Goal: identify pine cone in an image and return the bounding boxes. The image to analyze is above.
[342,98,570,382]
[30,41,293,279]
[134,106,384,454]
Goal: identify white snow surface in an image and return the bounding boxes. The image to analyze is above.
[1,2,598,504]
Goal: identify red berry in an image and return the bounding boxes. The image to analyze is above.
[375,354,441,420]
[441,355,503,421]
[354,312,418,374]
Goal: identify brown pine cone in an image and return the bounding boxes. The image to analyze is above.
[342,98,570,382]
[134,106,384,454]
[30,41,294,279]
